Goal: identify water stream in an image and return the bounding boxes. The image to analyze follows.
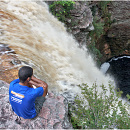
[0,0,114,98]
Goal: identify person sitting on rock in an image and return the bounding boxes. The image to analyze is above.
[9,66,48,120]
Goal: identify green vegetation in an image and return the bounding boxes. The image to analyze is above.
[88,17,104,66]
[49,1,75,23]
[99,1,115,30]
[88,1,114,66]
[87,40,102,66]
[69,83,130,129]
[99,1,110,15]
[90,17,104,40]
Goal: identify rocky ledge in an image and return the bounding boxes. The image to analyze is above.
[0,44,72,129]
[0,43,21,83]
[0,80,72,129]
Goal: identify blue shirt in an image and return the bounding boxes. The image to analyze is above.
[9,79,44,119]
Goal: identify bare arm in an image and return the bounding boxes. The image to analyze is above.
[29,75,48,97]
[31,76,48,87]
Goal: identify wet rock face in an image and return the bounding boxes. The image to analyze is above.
[109,1,130,23]
[107,1,130,55]
[69,2,93,31]
[0,43,22,83]
[0,44,11,53]
[69,1,130,58]
[0,80,72,129]
[68,1,93,46]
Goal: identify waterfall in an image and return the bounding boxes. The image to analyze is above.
[0,0,113,96]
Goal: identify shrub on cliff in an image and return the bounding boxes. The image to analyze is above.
[49,1,75,23]
[69,83,130,129]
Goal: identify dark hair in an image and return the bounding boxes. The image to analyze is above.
[18,66,33,83]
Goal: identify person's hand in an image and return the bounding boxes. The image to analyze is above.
[38,83,47,89]
[31,75,36,80]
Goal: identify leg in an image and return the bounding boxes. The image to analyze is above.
[42,84,48,97]
[35,96,45,116]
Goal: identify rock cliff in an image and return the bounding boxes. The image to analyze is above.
[47,1,130,63]
[107,1,130,56]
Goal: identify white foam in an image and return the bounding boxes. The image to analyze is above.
[100,62,110,74]
[0,0,113,94]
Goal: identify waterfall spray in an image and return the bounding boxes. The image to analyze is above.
[0,0,114,97]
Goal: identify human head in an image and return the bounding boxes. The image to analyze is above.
[18,66,33,83]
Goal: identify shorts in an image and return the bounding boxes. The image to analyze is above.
[35,96,45,115]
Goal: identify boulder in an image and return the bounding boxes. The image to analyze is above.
[107,1,130,55]
[68,1,93,46]
[0,80,72,129]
